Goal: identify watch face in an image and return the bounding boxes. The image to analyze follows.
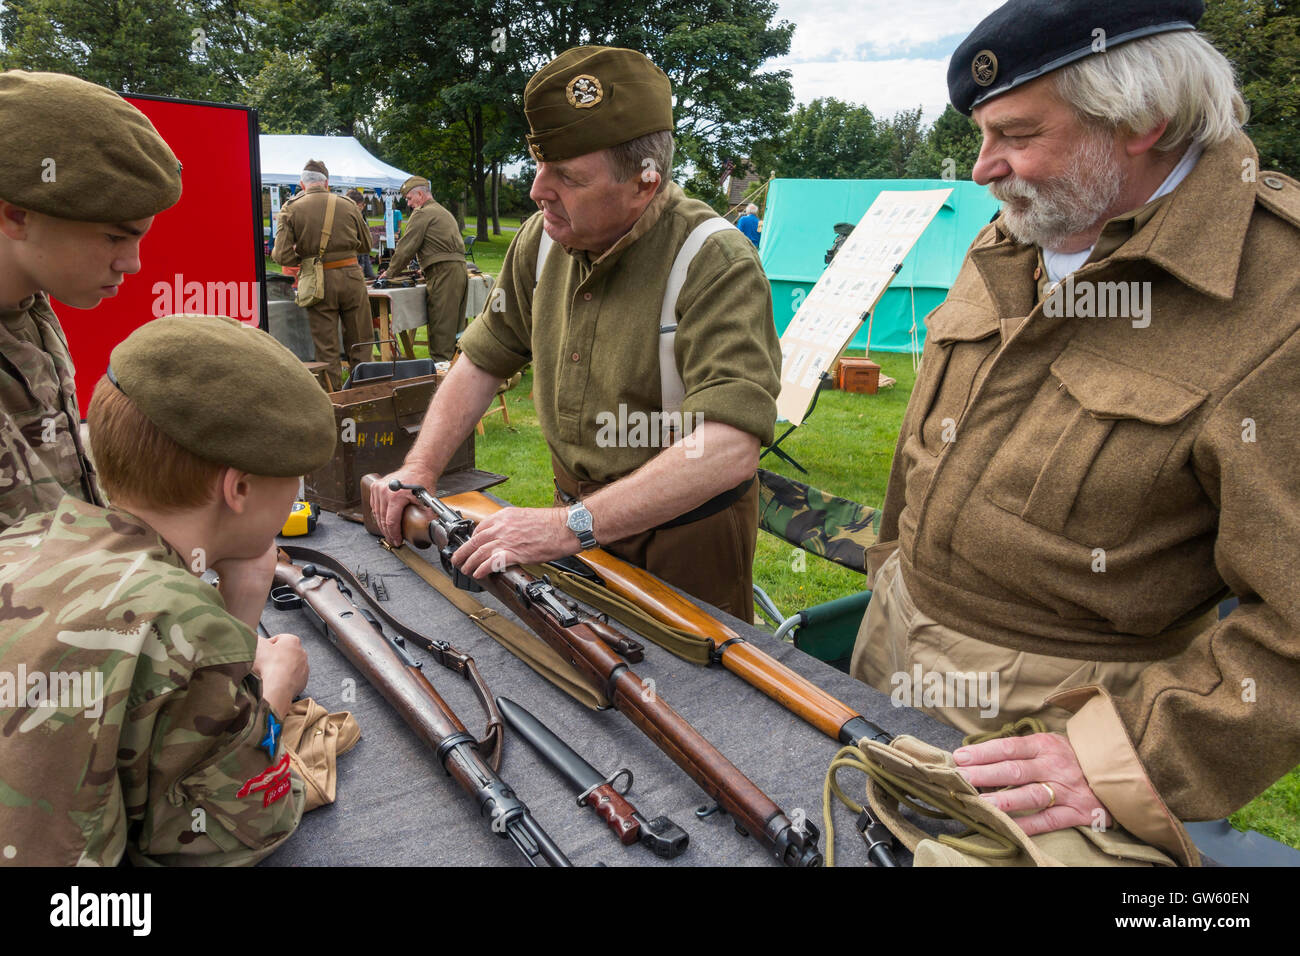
[568,506,593,534]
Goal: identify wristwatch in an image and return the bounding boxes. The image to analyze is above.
[566,501,598,550]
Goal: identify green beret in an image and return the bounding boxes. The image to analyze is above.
[304,159,329,176]
[525,46,673,163]
[0,70,182,222]
[108,315,336,476]
[399,176,430,197]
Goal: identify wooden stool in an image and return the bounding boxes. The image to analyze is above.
[302,360,333,391]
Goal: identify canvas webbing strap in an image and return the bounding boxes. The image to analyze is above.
[317,193,338,260]
[385,543,610,710]
[523,564,714,667]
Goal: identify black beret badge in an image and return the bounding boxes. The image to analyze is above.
[566,74,603,109]
[972,49,998,87]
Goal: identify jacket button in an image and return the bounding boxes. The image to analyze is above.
[571,352,580,362]
[583,292,592,301]
[1263,176,1285,190]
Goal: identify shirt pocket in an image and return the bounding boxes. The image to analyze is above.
[983,343,1206,549]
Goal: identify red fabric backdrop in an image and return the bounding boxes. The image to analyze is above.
[58,95,262,417]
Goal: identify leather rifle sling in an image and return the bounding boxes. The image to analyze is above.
[381,543,611,710]
[277,545,509,768]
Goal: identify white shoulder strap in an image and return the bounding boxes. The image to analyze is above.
[659,217,734,422]
[535,228,554,286]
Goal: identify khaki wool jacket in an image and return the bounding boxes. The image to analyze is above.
[390,199,466,272]
[873,131,1300,850]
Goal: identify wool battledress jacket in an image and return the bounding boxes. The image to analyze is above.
[870,131,1300,855]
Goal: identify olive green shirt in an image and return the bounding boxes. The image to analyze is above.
[390,199,465,272]
[272,189,372,267]
[458,183,782,484]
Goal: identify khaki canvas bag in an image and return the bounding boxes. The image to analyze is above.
[294,193,338,308]
[823,734,1197,867]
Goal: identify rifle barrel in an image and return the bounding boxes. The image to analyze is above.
[273,558,571,868]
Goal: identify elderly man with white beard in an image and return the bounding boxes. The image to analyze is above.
[849,0,1300,862]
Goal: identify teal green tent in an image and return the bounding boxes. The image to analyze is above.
[760,179,1000,353]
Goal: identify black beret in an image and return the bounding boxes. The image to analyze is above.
[948,0,1204,115]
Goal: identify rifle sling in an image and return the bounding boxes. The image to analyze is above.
[379,543,611,710]
[527,564,714,667]
[278,544,511,767]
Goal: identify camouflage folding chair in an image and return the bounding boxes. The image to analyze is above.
[755,468,880,672]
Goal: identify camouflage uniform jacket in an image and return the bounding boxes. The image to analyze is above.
[0,294,103,529]
[0,497,304,866]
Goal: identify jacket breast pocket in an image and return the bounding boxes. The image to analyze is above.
[983,344,1206,549]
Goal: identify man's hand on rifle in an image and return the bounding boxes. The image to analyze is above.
[372,464,437,546]
[452,505,575,579]
[953,732,1112,835]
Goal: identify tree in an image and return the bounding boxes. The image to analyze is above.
[245,49,338,133]
[773,98,889,179]
[0,0,219,98]
[1201,0,1300,177]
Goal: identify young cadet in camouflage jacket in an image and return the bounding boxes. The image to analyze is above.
[0,70,182,529]
[0,314,336,866]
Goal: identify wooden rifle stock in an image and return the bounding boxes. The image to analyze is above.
[364,475,821,866]
[363,476,887,748]
[272,554,571,867]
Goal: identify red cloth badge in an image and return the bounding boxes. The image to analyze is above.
[238,752,292,805]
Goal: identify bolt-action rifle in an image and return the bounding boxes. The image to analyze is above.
[272,550,571,867]
[370,476,822,867]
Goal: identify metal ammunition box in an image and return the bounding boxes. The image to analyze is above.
[305,371,504,521]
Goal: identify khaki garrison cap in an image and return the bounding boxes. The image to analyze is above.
[0,70,182,222]
[304,159,329,176]
[108,315,336,476]
[524,46,673,163]
[399,176,431,198]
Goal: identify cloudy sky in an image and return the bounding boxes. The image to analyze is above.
[768,0,1005,122]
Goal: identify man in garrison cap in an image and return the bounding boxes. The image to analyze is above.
[371,46,782,619]
[379,175,467,362]
[0,70,183,530]
[272,160,373,390]
[0,314,338,866]
[848,0,1300,861]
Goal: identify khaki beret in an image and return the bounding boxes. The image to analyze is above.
[108,315,336,476]
[304,159,329,176]
[525,47,673,164]
[0,70,182,222]
[399,176,430,198]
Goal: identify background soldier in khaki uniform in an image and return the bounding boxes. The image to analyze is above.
[380,175,467,362]
[0,314,337,866]
[850,0,1300,861]
[272,160,372,390]
[0,71,182,529]
[372,47,781,618]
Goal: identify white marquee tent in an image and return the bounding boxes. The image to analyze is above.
[259,134,413,191]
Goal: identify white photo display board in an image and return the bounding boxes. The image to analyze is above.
[775,188,952,425]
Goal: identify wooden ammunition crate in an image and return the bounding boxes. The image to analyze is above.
[304,372,503,521]
[838,357,881,394]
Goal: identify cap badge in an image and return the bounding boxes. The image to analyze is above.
[529,142,545,162]
[972,50,998,87]
[565,74,603,109]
